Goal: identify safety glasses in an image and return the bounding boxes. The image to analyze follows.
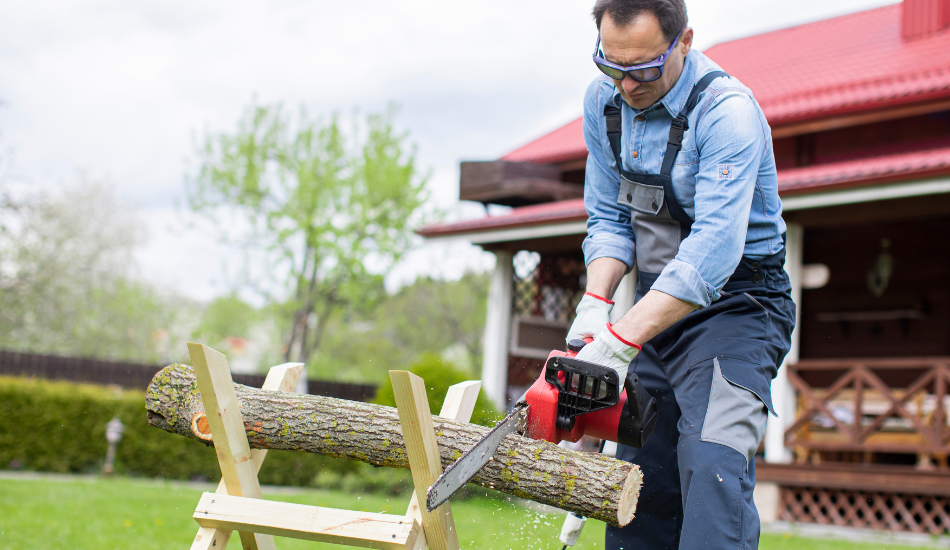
[592,30,683,83]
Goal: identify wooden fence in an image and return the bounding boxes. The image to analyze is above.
[0,349,377,402]
[786,357,950,461]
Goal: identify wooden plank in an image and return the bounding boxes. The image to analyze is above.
[755,461,950,497]
[406,381,481,525]
[187,343,276,550]
[193,493,422,550]
[459,160,584,206]
[191,362,303,550]
[390,371,460,550]
[436,381,482,423]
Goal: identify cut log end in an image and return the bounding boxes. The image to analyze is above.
[617,464,642,526]
[191,412,212,441]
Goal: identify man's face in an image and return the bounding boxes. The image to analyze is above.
[599,12,692,110]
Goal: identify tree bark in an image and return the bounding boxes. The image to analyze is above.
[145,364,642,527]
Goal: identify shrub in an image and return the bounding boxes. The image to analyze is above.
[0,375,358,485]
[373,353,502,427]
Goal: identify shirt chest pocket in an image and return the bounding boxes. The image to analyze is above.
[669,148,700,210]
[617,177,664,215]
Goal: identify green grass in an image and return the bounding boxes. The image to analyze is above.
[0,475,931,549]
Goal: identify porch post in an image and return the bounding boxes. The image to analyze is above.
[609,270,639,323]
[765,223,803,464]
[482,250,513,409]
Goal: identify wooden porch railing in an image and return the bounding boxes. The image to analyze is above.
[786,357,950,460]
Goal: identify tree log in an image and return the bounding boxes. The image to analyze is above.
[145,364,642,526]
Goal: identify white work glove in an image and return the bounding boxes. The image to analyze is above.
[566,292,614,344]
[573,324,641,382]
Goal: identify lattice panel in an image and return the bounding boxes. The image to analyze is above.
[511,251,585,321]
[780,486,950,534]
[513,251,541,316]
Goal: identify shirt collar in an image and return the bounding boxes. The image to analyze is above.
[611,49,697,118]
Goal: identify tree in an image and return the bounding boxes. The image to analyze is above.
[189,102,428,367]
[308,272,489,384]
[0,182,193,363]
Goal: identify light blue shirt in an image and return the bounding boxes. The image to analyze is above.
[582,49,786,308]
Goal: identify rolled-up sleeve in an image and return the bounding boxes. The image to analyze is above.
[651,91,767,307]
[581,78,636,271]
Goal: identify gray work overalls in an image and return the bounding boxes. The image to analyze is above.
[603,72,796,550]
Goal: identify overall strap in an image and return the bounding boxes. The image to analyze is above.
[604,103,624,172]
[660,70,729,234]
[659,70,729,176]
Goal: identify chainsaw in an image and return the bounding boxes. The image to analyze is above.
[425,338,658,512]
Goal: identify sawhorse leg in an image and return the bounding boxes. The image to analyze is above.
[392,372,476,550]
[188,343,303,550]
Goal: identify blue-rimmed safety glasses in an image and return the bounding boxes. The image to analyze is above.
[592,30,684,83]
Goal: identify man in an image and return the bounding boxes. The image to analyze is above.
[565,0,795,548]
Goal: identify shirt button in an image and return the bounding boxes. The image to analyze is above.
[651,201,658,210]
[752,273,762,283]
[636,115,644,122]
[632,151,639,158]
[626,193,632,202]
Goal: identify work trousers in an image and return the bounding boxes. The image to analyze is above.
[606,249,795,550]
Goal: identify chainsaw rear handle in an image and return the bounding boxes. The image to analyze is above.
[522,339,658,448]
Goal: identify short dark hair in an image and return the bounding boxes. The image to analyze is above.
[592,0,688,42]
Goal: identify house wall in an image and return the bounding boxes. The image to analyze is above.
[799,216,950,360]
[773,110,950,169]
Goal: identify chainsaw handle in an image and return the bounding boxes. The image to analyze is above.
[618,371,659,448]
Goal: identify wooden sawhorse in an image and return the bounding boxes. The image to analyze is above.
[185,343,475,550]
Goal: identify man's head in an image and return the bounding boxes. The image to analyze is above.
[592,0,692,110]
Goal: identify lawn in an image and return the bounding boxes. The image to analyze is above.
[0,475,929,549]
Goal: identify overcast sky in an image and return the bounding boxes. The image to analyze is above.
[0,0,897,301]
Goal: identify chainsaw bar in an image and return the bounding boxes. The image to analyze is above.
[426,404,528,511]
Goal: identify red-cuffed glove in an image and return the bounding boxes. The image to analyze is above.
[566,292,614,344]
[573,323,641,382]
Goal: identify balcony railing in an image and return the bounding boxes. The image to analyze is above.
[786,357,950,462]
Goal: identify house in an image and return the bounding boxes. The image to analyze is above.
[419,0,950,534]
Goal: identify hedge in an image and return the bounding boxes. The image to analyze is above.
[1,356,498,492]
[0,375,358,485]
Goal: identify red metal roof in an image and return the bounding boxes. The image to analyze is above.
[778,143,950,194]
[704,3,950,125]
[417,199,586,238]
[499,3,950,165]
[421,145,950,237]
[502,118,587,165]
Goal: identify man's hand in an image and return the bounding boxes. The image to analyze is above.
[566,292,614,343]
[574,324,641,382]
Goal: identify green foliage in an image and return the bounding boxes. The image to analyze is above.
[0,376,356,485]
[309,272,489,384]
[373,353,502,428]
[189,102,429,365]
[192,293,258,344]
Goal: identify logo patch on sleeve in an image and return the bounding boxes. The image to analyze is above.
[719,164,734,179]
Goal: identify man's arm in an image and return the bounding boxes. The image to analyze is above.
[584,257,627,300]
[585,258,697,346]
[613,290,697,345]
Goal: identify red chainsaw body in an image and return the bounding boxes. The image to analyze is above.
[522,348,628,444]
